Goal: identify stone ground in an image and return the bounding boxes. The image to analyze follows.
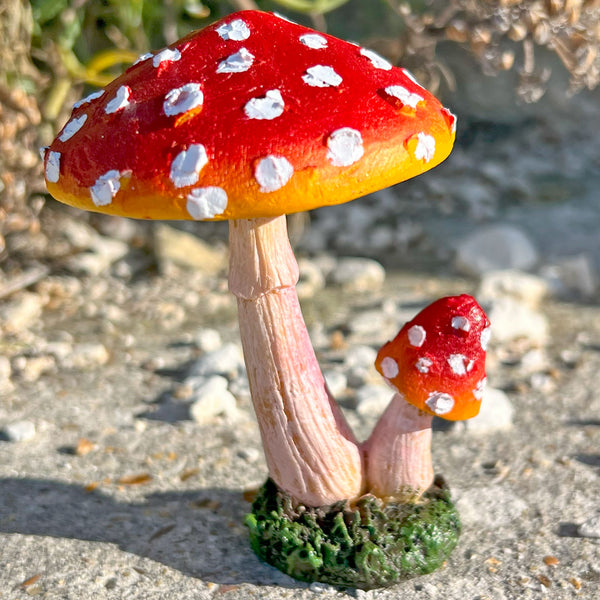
[1,45,600,600]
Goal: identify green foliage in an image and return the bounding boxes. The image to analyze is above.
[268,0,351,15]
[246,478,461,589]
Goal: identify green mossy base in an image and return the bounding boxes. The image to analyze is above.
[245,477,460,590]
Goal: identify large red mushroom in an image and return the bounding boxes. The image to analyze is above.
[43,11,455,508]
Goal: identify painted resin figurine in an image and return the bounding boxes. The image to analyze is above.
[41,10,489,588]
[247,294,490,587]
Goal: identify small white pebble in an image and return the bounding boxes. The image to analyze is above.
[425,392,454,415]
[416,357,432,373]
[299,33,327,49]
[152,48,181,67]
[384,85,423,109]
[414,132,436,162]
[105,85,131,114]
[216,47,255,73]
[452,316,470,332]
[90,170,122,206]
[254,155,294,192]
[67,343,110,369]
[327,127,364,167]
[186,187,228,220]
[380,356,399,378]
[73,90,104,109]
[163,83,203,117]
[244,89,284,120]
[302,65,342,87]
[190,377,238,424]
[407,324,426,347]
[3,420,36,442]
[45,151,61,183]
[189,343,244,378]
[360,47,392,70]
[217,19,250,41]
[170,144,208,188]
[195,328,222,353]
[59,114,87,142]
[578,514,600,538]
[237,447,261,463]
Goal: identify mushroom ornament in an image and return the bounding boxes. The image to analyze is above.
[366,294,491,502]
[43,10,459,588]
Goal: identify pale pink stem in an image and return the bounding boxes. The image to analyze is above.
[228,216,363,506]
[363,394,434,502]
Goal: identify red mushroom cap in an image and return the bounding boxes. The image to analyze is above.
[43,10,456,221]
[375,295,490,421]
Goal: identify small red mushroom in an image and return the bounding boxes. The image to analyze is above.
[43,11,456,507]
[365,295,490,502]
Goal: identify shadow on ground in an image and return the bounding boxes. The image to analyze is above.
[0,477,300,588]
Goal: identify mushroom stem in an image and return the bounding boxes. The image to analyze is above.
[363,394,434,503]
[228,216,363,506]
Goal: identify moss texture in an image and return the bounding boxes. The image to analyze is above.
[245,476,460,589]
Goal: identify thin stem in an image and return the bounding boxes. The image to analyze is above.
[363,394,433,502]
[228,216,363,506]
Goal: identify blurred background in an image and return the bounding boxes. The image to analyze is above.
[2,0,599,286]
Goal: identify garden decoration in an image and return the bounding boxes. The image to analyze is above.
[42,10,469,589]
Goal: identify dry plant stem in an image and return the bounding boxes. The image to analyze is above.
[228,216,363,507]
[363,394,434,502]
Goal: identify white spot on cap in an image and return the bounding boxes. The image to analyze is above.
[73,90,104,109]
[186,187,228,220]
[481,327,492,351]
[442,107,457,134]
[58,114,87,142]
[39,146,49,161]
[380,356,399,378]
[134,52,153,65]
[163,83,203,117]
[360,48,392,70]
[217,19,250,41]
[474,377,487,400]
[299,33,328,49]
[447,354,471,376]
[90,170,122,206]
[105,86,131,114]
[45,151,61,183]
[416,357,433,374]
[255,155,294,193]
[426,392,455,415]
[244,90,284,120]
[217,47,255,73]
[452,316,470,332]
[327,128,364,167]
[303,65,342,88]
[407,325,426,347]
[153,48,181,68]
[414,132,436,163]
[384,85,424,109]
[170,144,208,188]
